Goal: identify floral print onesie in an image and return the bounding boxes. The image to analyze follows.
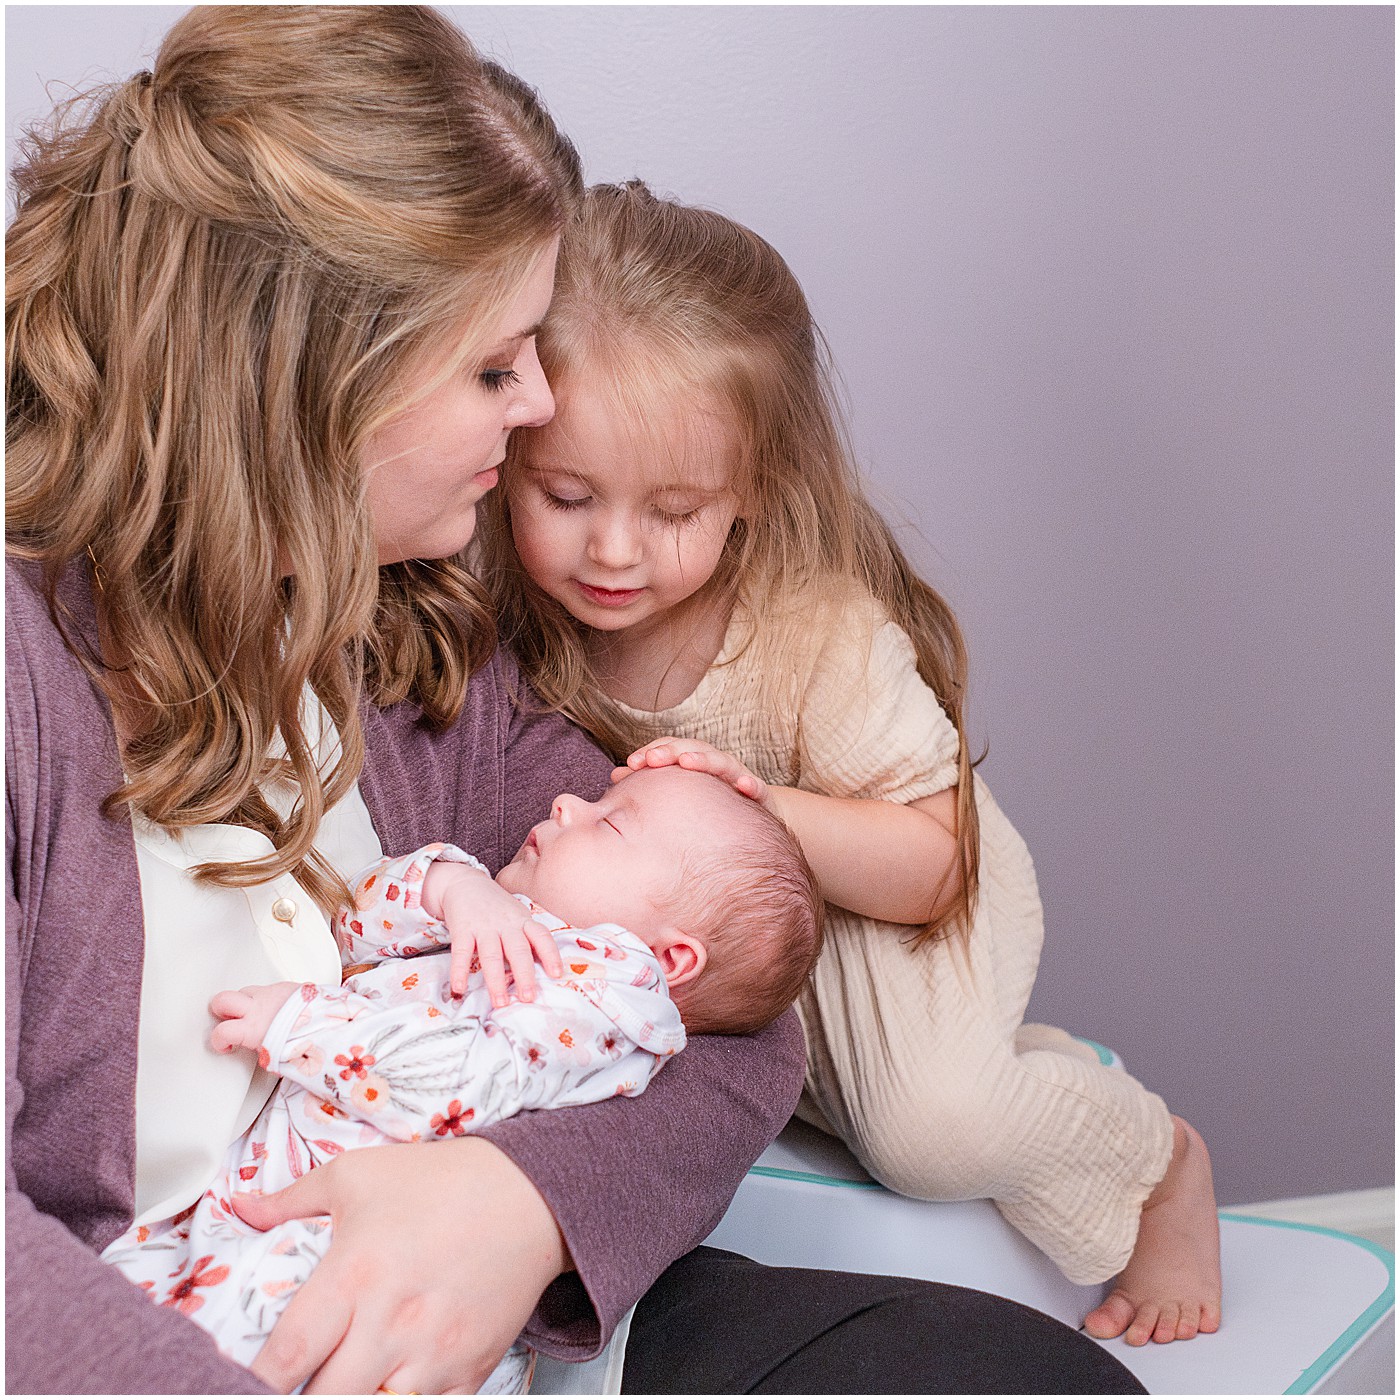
[101,843,686,1391]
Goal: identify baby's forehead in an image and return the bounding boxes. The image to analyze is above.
[617,766,746,831]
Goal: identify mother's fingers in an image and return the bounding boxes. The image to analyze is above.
[252,1266,354,1394]
[231,1167,332,1232]
[295,1308,393,1396]
[302,1303,490,1396]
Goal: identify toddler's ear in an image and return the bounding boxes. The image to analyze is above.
[649,927,708,989]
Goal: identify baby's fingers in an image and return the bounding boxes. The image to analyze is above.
[209,1019,249,1054]
[499,923,544,1003]
[523,919,563,980]
[449,935,478,999]
[476,936,510,1009]
[209,989,252,1021]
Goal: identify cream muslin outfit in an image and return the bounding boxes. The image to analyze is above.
[616,586,1173,1284]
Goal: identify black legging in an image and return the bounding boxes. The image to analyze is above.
[623,1247,1146,1394]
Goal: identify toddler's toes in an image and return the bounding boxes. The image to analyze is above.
[1151,1302,1181,1344]
[1176,1303,1201,1341]
[1125,1302,1160,1347]
[1082,1290,1136,1339]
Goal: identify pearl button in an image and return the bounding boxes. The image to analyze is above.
[271,897,297,924]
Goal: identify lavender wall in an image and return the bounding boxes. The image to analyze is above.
[8,5,1392,1206]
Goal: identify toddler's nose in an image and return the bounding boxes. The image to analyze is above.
[588,515,643,570]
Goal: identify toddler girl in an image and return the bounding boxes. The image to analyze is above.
[478,180,1222,1347]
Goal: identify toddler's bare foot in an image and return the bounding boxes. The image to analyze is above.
[1083,1116,1222,1345]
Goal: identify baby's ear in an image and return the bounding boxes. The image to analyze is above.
[649,927,708,989]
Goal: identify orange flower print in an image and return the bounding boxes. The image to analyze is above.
[354,871,379,909]
[544,1012,590,1066]
[136,1225,150,1244]
[430,1100,475,1137]
[335,1046,375,1081]
[163,1255,230,1316]
[401,973,419,991]
[351,1073,391,1116]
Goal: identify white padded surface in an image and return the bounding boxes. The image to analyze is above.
[705,1120,1394,1394]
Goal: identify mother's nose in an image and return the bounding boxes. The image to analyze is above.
[505,338,554,430]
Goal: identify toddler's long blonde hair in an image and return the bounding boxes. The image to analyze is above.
[6,6,581,911]
[480,182,980,944]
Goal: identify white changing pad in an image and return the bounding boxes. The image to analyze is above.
[705,1119,1395,1394]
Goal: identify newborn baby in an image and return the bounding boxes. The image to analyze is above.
[103,768,822,1389]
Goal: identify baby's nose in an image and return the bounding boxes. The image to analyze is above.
[552,793,587,825]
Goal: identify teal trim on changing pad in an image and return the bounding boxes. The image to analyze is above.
[1217,1212,1394,1394]
[1073,1035,1116,1066]
[747,1164,884,1189]
[735,1178,1396,1389]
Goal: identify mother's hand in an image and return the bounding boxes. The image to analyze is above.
[234,1138,570,1394]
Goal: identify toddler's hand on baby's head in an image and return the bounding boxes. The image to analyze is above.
[615,737,770,806]
[425,862,562,1006]
[209,981,301,1055]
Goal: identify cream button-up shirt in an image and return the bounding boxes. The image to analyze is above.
[128,698,381,1226]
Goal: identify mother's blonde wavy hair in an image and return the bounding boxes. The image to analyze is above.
[479,182,981,945]
[6,5,581,911]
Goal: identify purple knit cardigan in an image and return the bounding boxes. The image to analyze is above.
[5,560,804,1393]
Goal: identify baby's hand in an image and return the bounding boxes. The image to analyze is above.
[210,981,302,1055]
[422,861,563,1006]
[615,737,769,806]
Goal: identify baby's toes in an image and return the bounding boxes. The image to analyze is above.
[1176,1302,1201,1340]
[1151,1302,1182,1344]
[1200,1301,1222,1334]
[1082,1290,1135,1339]
[1125,1302,1160,1347]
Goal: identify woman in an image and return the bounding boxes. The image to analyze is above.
[6,7,1142,1393]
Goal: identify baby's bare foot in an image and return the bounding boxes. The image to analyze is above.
[1083,1116,1222,1345]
